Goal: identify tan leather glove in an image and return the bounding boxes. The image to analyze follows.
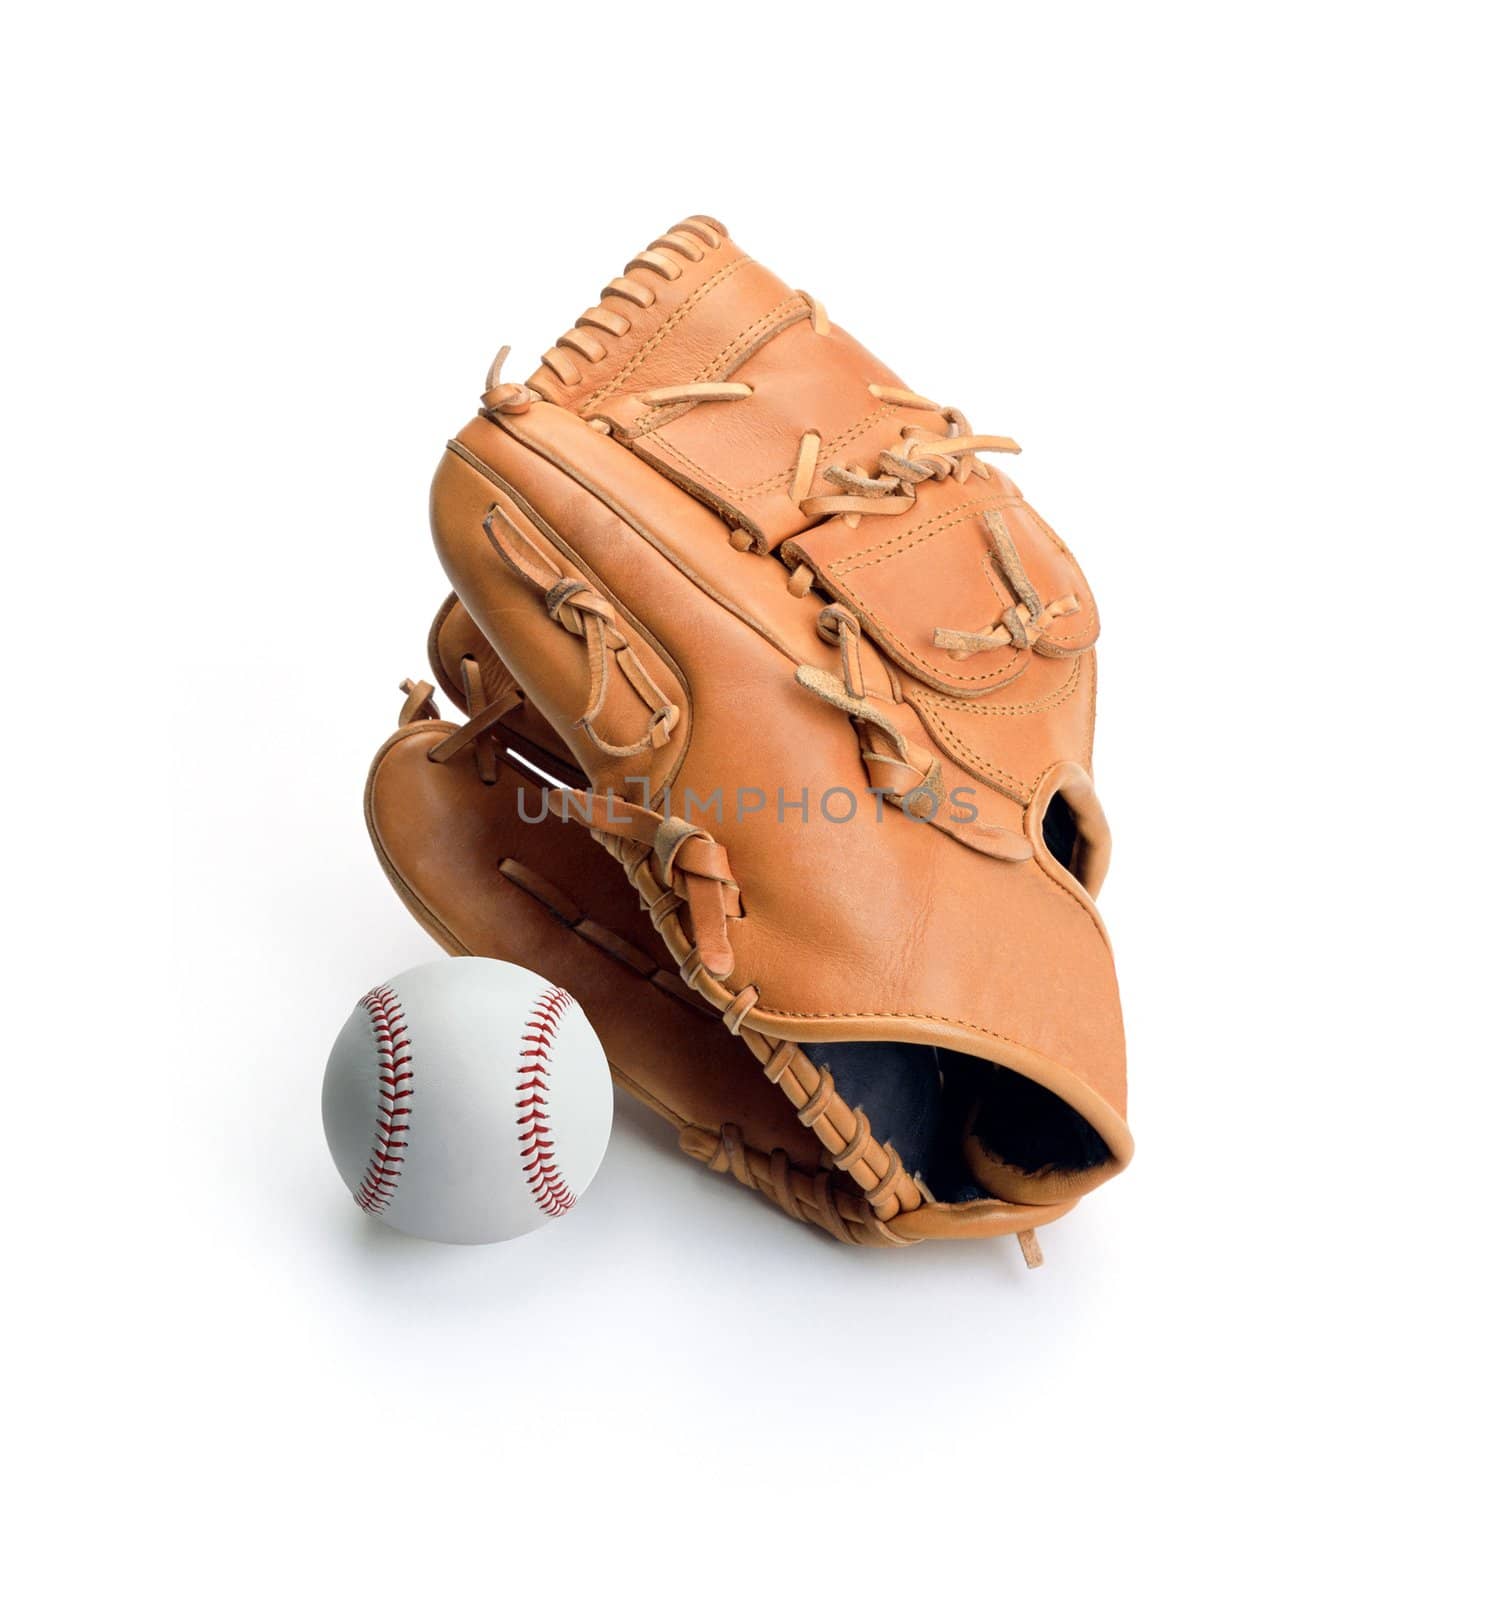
[372,217,1132,1257]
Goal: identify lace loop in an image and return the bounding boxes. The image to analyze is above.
[816,603,867,699]
[482,504,681,761]
[397,678,440,725]
[794,662,1033,863]
[931,511,1082,661]
[481,346,538,415]
[797,409,1022,520]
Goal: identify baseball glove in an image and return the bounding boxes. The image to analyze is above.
[370,216,1132,1258]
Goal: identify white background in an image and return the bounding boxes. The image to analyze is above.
[6,2,1482,1593]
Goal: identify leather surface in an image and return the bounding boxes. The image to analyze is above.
[412,217,1132,1240]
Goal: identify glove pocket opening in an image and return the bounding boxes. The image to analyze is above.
[796,1037,1126,1211]
[944,1051,1124,1207]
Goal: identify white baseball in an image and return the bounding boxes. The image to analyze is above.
[322,958,612,1243]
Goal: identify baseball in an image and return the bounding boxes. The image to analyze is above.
[322,958,613,1243]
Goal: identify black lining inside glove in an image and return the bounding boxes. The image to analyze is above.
[801,1040,1113,1204]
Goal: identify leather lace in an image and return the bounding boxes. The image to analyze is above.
[397,670,518,785]
[482,504,680,760]
[626,354,1081,664]
[630,372,1022,525]
[932,510,1083,661]
[536,217,729,390]
[474,231,1075,867]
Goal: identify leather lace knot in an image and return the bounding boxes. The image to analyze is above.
[576,794,741,981]
[796,395,1021,521]
[482,503,681,760]
[931,510,1084,661]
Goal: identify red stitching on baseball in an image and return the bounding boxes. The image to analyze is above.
[356,984,413,1214]
[517,985,577,1217]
